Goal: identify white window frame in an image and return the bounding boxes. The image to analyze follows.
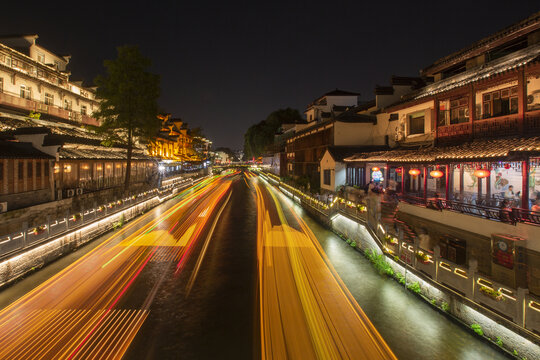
[20,85,31,99]
[44,92,54,105]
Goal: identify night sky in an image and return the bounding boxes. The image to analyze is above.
[3,1,538,149]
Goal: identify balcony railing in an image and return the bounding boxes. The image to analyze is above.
[0,90,97,125]
[437,122,471,143]
[473,114,520,138]
[400,194,540,226]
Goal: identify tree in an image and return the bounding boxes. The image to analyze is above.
[243,108,303,159]
[93,45,160,192]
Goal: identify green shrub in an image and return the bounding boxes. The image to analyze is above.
[471,324,483,336]
[364,249,394,277]
[431,299,437,306]
[393,255,399,262]
[407,281,421,294]
[395,273,406,285]
[350,242,356,247]
[513,350,518,356]
[346,239,352,244]
[495,337,503,347]
[442,302,450,312]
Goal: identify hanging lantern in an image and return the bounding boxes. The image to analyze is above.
[430,169,444,178]
[372,166,380,172]
[473,169,490,178]
[504,163,510,169]
[395,168,402,173]
[409,168,421,176]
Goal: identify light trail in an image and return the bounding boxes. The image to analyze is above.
[255,177,397,360]
[0,174,235,360]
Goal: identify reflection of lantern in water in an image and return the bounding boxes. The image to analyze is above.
[430,169,444,178]
[474,169,490,178]
[409,168,421,176]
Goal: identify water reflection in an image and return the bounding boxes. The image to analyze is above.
[297,207,507,360]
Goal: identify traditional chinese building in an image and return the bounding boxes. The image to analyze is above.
[148,114,201,163]
[0,34,99,126]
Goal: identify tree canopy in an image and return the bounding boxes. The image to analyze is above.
[243,108,303,159]
[93,45,160,191]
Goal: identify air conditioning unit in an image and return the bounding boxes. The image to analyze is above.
[66,189,75,197]
[0,202,7,213]
[76,188,83,195]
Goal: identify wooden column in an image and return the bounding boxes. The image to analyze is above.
[434,98,439,146]
[522,160,529,210]
[400,166,405,194]
[423,167,428,200]
[445,165,450,200]
[517,68,525,134]
[469,84,475,139]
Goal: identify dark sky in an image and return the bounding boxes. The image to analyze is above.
[3,1,538,149]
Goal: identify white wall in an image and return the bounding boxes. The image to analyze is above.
[320,150,335,192]
[333,122,382,146]
[320,150,347,192]
[392,100,434,143]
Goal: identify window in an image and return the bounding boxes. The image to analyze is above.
[481,86,518,118]
[54,60,60,70]
[64,99,72,110]
[323,169,331,186]
[27,161,33,178]
[20,85,31,99]
[0,77,2,93]
[408,113,425,135]
[37,52,45,63]
[81,105,87,115]
[449,97,469,124]
[36,161,41,177]
[44,162,49,177]
[44,93,54,105]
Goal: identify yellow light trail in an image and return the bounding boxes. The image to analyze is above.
[0,174,234,360]
[255,178,396,360]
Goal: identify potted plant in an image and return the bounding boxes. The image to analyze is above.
[31,224,47,235]
[415,251,430,264]
[479,286,504,301]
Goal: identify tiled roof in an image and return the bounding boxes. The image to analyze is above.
[59,144,151,160]
[414,44,540,101]
[0,140,54,159]
[422,11,540,76]
[344,137,540,163]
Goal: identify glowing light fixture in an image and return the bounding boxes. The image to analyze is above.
[430,169,444,178]
[371,166,380,172]
[409,168,421,176]
[473,169,490,178]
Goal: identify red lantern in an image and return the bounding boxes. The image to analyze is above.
[504,163,510,169]
[372,167,380,172]
[395,168,402,173]
[430,170,444,178]
[473,169,490,178]
[409,168,421,176]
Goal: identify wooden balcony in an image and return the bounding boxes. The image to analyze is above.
[0,91,98,125]
[437,122,471,144]
[524,110,540,134]
[473,114,520,138]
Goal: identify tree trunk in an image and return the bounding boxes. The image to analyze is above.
[124,127,133,194]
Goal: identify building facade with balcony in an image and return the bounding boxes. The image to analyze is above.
[340,11,540,302]
[0,35,99,126]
